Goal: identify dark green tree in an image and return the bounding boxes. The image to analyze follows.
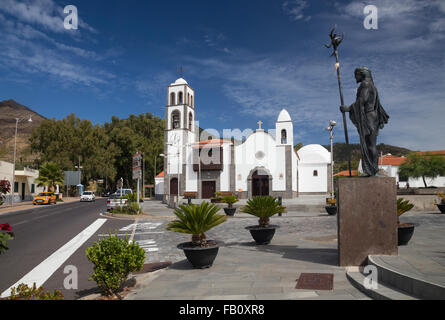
[398,153,445,188]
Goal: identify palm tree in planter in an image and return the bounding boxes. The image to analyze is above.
[240,196,286,245]
[222,195,239,216]
[167,202,227,269]
[397,198,415,246]
[35,162,64,193]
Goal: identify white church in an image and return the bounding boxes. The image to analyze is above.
[159,77,332,201]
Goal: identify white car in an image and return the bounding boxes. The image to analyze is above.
[80,191,96,202]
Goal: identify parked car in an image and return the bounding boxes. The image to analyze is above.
[106,194,129,212]
[101,190,112,198]
[33,192,57,205]
[80,191,96,202]
[114,189,133,196]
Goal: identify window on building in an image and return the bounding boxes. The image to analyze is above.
[170,92,176,105]
[187,93,190,106]
[191,95,193,107]
[281,129,287,144]
[178,92,183,104]
[14,182,18,193]
[172,110,181,129]
[31,184,35,193]
[313,170,318,177]
[188,112,193,130]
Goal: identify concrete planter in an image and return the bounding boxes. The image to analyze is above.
[223,208,237,216]
[177,241,219,269]
[245,225,279,245]
[398,224,415,246]
[325,206,337,215]
[437,204,445,214]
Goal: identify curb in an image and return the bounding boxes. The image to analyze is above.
[368,255,445,300]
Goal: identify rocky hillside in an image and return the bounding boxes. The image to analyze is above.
[0,99,46,163]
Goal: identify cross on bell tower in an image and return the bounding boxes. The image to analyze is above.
[176,66,186,78]
[257,120,263,130]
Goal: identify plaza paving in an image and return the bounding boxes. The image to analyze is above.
[120,199,445,300]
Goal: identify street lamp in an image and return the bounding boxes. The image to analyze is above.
[11,115,32,206]
[325,120,337,199]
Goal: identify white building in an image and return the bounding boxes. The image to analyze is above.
[0,160,43,203]
[161,77,331,201]
[358,152,445,188]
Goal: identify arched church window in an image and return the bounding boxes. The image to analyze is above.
[178,92,183,104]
[188,112,193,130]
[170,92,176,105]
[191,95,193,107]
[172,110,181,129]
[187,93,190,106]
[281,129,287,144]
[313,170,318,177]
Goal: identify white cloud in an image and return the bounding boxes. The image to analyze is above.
[282,0,309,21]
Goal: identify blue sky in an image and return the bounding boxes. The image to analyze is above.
[0,0,444,151]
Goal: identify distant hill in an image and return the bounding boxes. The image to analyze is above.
[323,143,414,162]
[0,99,46,163]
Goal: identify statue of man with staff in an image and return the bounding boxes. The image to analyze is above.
[340,67,389,176]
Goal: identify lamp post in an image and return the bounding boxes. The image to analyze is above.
[325,120,337,199]
[11,115,33,206]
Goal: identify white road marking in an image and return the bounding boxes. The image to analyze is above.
[1,218,107,298]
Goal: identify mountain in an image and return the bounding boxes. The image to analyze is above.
[0,99,46,163]
[323,143,413,162]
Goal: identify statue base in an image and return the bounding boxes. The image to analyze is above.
[337,177,398,266]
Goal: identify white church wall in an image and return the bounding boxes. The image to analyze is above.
[292,151,298,192]
[298,163,328,193]
[235,131,286,192]
[220,143,231,192]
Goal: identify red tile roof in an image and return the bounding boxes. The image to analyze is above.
[334,170,359,177]
[156,171,164,178]
[191,139,230,148]
[379,155,407,166]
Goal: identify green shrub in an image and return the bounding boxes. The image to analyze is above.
[397,198,414,224]
[111,202,141,215]
[86,234,145,298]
[8,283,64,300]
[222,195,239,208]
[167,202,227,247]
[240,196,286,227]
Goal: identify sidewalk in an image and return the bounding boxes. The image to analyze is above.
[125,215,370,300]
[0,197,81,217]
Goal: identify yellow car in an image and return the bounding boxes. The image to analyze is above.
[33,192,57,205]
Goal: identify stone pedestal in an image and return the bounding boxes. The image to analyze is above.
[338,177,398,266]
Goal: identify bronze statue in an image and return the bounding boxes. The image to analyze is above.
[340,67,389,176]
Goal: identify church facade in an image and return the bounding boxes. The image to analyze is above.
[162,77,332,201]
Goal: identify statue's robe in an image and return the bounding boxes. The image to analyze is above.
[349,79,389,176]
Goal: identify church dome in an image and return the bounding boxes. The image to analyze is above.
[172,78,188,85]
[277,109,292,122]
[298,144,331,163]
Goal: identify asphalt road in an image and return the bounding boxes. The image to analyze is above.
[0,199,134,300]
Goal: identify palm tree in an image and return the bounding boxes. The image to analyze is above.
[240,196,286,227]
[36,162,64,192]
[167,202,227,247]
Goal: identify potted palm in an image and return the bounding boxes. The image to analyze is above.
[436,193,445,214]
[167,202,227,269]
[240,196,286,245]
[210,192,223,203]
[325,198,337,215]
[397,198,415,246]
[222,195,239,216]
